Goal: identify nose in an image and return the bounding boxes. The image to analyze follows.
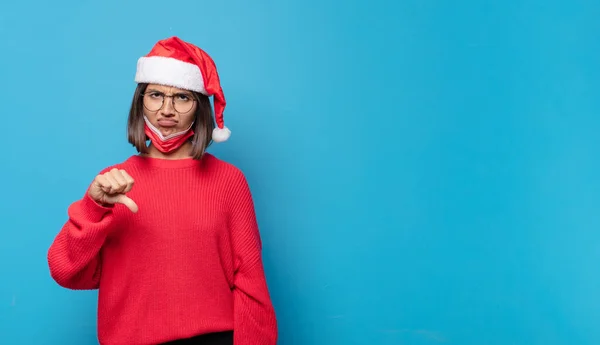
[159,96,176,116]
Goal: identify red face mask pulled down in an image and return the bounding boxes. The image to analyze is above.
[143,116,194,153]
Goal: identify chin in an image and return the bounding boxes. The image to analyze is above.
[159,127,181,135]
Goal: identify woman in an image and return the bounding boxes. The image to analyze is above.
[47,36,278,345]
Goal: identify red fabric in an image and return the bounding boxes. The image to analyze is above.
[47,153,277,345]
[143,121,194,153]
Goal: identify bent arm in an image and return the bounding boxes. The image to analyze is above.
[47,193,115,290]
[229,171,278,345]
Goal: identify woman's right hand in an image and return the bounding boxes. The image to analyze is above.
[88,168,138,213]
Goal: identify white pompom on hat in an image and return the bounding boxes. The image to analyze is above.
[134,36,230,142]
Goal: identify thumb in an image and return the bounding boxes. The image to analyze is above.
[110,194,139,213]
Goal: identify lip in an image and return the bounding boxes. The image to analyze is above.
[157,119,178,127]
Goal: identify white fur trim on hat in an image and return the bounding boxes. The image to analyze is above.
[135,56,207,94]
[212,126,231,142]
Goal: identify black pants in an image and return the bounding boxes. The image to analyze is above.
[160,331,233,345]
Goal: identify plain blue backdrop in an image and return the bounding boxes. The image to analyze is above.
[2,0,600,344]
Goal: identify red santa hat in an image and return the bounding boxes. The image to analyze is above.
[134,36,230,142]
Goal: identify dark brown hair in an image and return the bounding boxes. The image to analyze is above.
[127,83,215,159]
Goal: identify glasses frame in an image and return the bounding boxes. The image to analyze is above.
[141,91,197,114]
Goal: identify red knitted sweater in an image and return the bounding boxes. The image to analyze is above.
[47,153,278,345]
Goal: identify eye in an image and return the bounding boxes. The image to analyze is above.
[148,92,163,98]
[176,94,191,101]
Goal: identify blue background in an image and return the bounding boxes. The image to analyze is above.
[2,0,600,344]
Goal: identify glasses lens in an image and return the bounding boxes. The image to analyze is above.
[174,98,194,113]
[143,94,163,111]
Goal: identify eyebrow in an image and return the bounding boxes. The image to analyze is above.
[146,88,193,96]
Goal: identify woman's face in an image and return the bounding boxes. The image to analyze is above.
[142,84,197,136]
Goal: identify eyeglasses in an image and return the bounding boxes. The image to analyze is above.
[141,91,196,113]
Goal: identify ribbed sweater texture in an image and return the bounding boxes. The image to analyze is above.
[47,153,278,345]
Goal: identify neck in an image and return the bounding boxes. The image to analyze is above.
[144,141,194,160]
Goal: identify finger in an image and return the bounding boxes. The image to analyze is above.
[119,169,135,193]
[94,175,112,194]
[110,169,128,192]
[109,194,139,213]
[103,172,123,194]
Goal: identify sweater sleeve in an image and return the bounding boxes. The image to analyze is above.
[47,192,116,290]
[228,171,278,345]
